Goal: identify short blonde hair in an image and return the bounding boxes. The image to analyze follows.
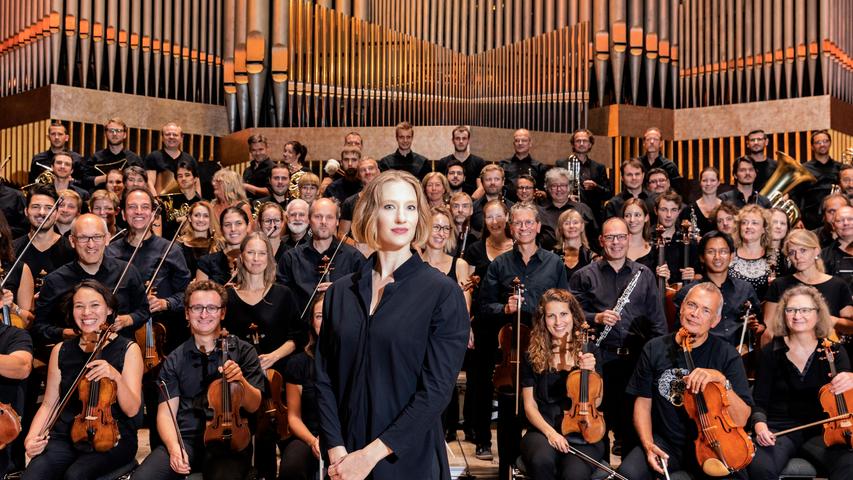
[352,170,431,250]
[422,172,451,205]
[58,189,82,210]
[430,205,457,254]
[555,209,589,249]
[88,189,119,210]
[733,204,772,250]
[771,285,833,338]
[783,229,826,273]
[298,172,321,188]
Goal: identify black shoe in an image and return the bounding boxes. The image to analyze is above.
[475,444,493,461]
[611,440,622,457]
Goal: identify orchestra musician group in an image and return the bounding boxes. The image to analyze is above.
[0,118,850,480]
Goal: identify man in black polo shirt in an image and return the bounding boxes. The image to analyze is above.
[324,146,363,204]
[32,214,149,348]
[242,134,274,201]
[638,127,684,196]
[378,121,430,179]
[28,122,84,184]
[144,122,198,196]
[718,157,771,208]
[132,280,264,480]
[436,125,487,199]
[82,118,143,191]
[277,198,365,317]
[499,129,548,202]
[617,282,752,480]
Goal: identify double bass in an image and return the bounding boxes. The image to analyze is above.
[204,330,251,451]
[678,328,754,476]
[561,321,605,443]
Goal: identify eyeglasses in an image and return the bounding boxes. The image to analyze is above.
[262,218,283,225]
[432,225,452,233]
[73,234,106,244]
[511,220,537,228]
[188,304,223,314]
[549,184,569,190]
[602,234,628,243]
[106,128,125,134]
[784,307,818,316]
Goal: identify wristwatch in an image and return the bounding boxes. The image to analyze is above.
[724,379,732,391]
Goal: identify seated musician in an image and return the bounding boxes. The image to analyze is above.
[196,207,250,284]
[132,280,264,480]
[520,289,606,480]
[280,292,325,480]
[617,282,753,480]
[23,280,143,480]
[750,285,853,479]
[0,294,32,476]
[673,231,762,347]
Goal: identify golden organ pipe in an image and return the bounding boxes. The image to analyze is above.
[65,0,78,87]
[234,0,249,130]
[247,0,268,128]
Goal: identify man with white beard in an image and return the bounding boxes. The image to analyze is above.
[284,199,310,249]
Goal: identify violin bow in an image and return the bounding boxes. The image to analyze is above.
[565,444,629,480]
[299,230,350,320]
[0,196,64,293]
[737,301,752,353]
[109,228,128,242]
[157,380,189,466]
[145,216,189,296]
[113,202,163,295]
[513,277,524,415]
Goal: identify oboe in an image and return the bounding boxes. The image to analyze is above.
[595,270,642,347]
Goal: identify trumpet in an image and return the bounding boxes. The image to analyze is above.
[252,200,264,220]
[160,194,191,222]
[21,163,55,191]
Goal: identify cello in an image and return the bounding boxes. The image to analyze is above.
[677,328,754,476]
[561,321,605,443]
[204,330,251,451]
[818,339,853,448]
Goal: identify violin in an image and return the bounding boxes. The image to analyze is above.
[0,267,25,329]
[677,328,754,477]
[561,322,605,443]
[70,328,121,452]
[493,278,529,414]
[317,255,335,282]
[204,330,251,451]
[656,225,679,330]
[248,323,290,440]
[135,283,167,373]
[818,339,853,448]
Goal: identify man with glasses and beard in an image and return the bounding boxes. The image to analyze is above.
[82,118,143,191]
[569,217,666,457]
[479,203,568,476]
[277,198,365,318]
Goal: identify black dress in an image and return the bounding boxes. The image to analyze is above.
[677,201,717,237]
[552,245,594,280]
[197,251,233,285]
[315,253,469,479]
[765,275,853,317]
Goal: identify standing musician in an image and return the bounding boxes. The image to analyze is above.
[435,126,488,199]
[27,122,84,185]
[14,184,76,294]
[176,201,223,279]
[255,162,291,210]
[673,231,762,348]
[81,118,143,191]
[276,198,365,317]
[196,206,250,284]
[33,214,149,346]
[500,129,548,202]
[480,203,568,477]
[569,217,666,457]
[161,160,202,240]
[280,292,326,480]
[132,280,264,480]
[315,170,469,480]
[242,135,274,201]
[223,232,304,480]
[520,289,606,480]
[555,129,611,226]
[144,122,198,198]
[653,191,698,287]
[749,285,853,479]
[0,297,32,476]
[617,282,753,480]
[23,280,143,480]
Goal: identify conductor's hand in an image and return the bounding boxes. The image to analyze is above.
[594,309,620,327]
[328,447,378,480]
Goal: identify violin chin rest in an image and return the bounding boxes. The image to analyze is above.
[701,458,731,477]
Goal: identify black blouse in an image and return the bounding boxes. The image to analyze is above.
[284,351,319,435]
[766,275,853,317]
[224,284,305,365]
[197,251,233,285]
[552,245,595,280]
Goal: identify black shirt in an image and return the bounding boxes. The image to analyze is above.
[569,259,667,353]
[627,333,753,448]
[224,284,305,361]
[538,200,599,250]
[750,157,777,193]
[323,177,362,205]
[0,184,28,238]
[751,337,850,433]
[158,334,265,443]
[340,193,358,222]
[717,189,771,209]
[106,234,191,311]
[28,150,85,184]
[254,194,289,211]
[283,351,319,435]
[82,148,143,191]
[499,155,548,202]
[480,247,569,326]
[796,158,842,230]
[552,245,595,281]
[638,154,682,185]
[242,158,275,200]
[12,234,76,293]
[470,196,513,236]
[0,324,32,413]
[378,150,431,179]
[276,238,366,315]
[162,193,201,239]
[821,240,853,288]
[673,277,761,347]
[435,154,487,196]
[33,256,150,344]
[676,202,717,238]
[765,274,853,316]
[315,253,468,479]
[603,191,656,221]
[555,156,612,221]
[197,251,234,285]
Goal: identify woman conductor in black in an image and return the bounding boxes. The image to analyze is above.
[315,170,470,480]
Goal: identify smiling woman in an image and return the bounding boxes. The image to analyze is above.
[315,170,469,480]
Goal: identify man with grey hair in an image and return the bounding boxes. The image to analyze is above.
[32,213,150,345]
[538,167,598,250]
[284,199,311,249]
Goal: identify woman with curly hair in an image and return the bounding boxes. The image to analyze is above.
[211,169,252,221]
[729,204,773,297]
[520,288,605,480]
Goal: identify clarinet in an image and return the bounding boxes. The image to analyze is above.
[595,270,643,347]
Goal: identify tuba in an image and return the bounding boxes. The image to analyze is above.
[759,151,816,226]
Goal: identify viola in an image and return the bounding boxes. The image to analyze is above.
[135,283,167,374]
[248,323,290,440]
[70,329,121,452]
[204,331,251,451]
[818,339,853,448]
[655,225,679,330]
[678,328,754,477]
[561,322,605,443]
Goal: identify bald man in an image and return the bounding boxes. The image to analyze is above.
[499,129,548,202]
